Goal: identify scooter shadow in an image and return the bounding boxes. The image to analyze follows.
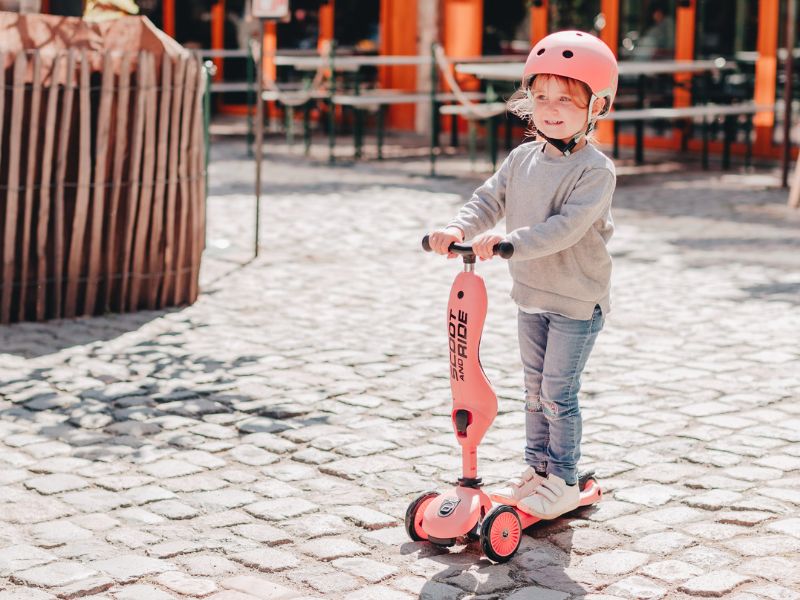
[403,504,601,598]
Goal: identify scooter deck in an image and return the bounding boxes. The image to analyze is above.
[504,477,603,529]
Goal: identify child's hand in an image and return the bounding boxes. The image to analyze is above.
[472,233,505,260]
[429,227,464,258]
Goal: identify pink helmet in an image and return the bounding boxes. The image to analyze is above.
[523,31,618,117]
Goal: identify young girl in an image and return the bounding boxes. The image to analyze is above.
[428,31,618,520]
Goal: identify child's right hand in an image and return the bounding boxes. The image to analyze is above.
[429,227,465,258]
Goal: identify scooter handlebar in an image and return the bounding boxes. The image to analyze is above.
[422,234,514,260]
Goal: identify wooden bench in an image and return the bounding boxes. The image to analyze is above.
[329,90,486,160]
[431,43,509,174]
[607,102,775,168]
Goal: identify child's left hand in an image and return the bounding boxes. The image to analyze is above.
[472,233,506,260]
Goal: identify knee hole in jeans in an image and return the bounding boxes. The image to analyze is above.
[525,397,542,413]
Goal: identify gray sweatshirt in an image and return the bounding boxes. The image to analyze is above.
[447,141,615,320]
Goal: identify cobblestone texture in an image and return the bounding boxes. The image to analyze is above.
[1,137,800,598]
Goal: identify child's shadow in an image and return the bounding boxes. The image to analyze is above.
[404,504,604,599]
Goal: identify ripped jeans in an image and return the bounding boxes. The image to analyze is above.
[518,305,604,485]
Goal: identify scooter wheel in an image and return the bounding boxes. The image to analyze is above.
[404,491,440,542]
[480,505,522,563]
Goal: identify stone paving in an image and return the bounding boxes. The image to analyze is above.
[1,136,800,600]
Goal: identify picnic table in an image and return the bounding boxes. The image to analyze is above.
[454,58,759,166]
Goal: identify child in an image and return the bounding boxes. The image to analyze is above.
[428,31,618,520]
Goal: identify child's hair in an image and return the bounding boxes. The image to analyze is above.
[506,73,595,140]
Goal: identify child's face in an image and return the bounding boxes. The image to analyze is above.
[530,77,591,141]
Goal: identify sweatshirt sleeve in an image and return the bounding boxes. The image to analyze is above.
[506,167,615,261]
[446,152,513,240]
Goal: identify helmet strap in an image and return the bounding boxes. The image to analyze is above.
[537,131,584,156]
[529,91,602,157]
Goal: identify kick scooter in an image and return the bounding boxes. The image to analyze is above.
[405,235,602,563]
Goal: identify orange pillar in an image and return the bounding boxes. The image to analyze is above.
[263,21,277,82]
[442,0,483,99]
[754,0,779,154]
[674,0,696,107]
[211,1,225,79]
[443,0,482,61]
[530,0,548,45]
[379,0,418,129]
[596,0,619,144]
[599,0,619,56]
[318,0,334,52]
[162,0,175,38]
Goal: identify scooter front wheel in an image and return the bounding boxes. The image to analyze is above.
[480,505,522,563]
[404,491,440,542]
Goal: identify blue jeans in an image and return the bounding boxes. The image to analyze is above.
[518,305,604,485]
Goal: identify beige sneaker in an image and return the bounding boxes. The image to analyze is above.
[517,473,580,519]
[490,466,545,506]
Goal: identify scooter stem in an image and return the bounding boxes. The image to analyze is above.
[447,262,498,484]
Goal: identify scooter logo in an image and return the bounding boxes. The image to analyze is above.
[438,497,461,517]
[448,309,468,381]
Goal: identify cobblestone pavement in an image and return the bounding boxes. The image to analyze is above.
[1,137,800,600]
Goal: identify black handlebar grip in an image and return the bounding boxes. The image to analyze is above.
[422,234,514,259]
[494,241,514,259]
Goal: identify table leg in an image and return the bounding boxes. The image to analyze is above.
[722,115,733,170]
[745,114,753,168]
[489,115,498,172]
[701,116,709,170]
[377,105,385,161]
[303,102,311,156]
[354,107,363,160]
[613,121,619,159]
[286,105,295,148]
[328,97,335,164]
[635,75,645,165]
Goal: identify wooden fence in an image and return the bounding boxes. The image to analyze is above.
[0,48,207,324]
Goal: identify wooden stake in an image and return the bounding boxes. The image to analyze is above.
[37,53,61,321]
[105,54,131,312]
[53,50,77,319]
[187,58,205,303]
[161,56,187,307]
[19,52,42,322]
[65,52,92,318]
[174,58,198,306]
[129,53,158,311]
[119,51,148,313]
[84,52,113,316]
[2,53,28,324]
[148,53,173,309]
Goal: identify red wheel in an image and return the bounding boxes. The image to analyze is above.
[404,491,439,542]
[480,505,522,563]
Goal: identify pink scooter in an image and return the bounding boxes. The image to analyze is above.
[405,235,602,563]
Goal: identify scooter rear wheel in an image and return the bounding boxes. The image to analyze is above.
[404,491,440,542]
[480,505,522,563]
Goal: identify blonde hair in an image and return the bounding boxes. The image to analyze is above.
[506,74,595,140]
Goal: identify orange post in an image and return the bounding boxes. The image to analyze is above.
[754,0,779,154]
[162,0,175,38]
[599,0,618,55]
[596,0,619,144]
[263,20,277,83]
[673,0,695,108]
[379,0,418,129]
[318,0,334,52]
[443,0,482,63]
[211,0,225,79]
[530,0,548,45]
[442,0,483,101]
